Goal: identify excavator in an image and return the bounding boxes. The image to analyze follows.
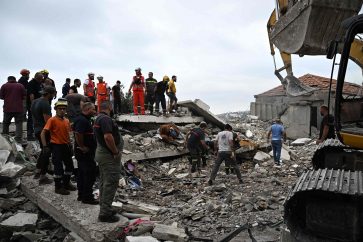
[267,1,363,241]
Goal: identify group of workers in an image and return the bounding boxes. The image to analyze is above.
[0,67,336,224]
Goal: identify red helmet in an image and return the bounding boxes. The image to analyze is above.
[20,69,30,75]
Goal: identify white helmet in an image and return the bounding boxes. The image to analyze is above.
[88,72,95,76]
[97,75,103,80]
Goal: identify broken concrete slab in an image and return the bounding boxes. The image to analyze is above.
[152,223,188,242]
[179,99,226,129]
[0,162,24,178]
[116,114,203,125]
[0,212,38,231]
[20,176,129,242]
[0,150,10,169]
[121,149,188,162]
[0,134,12,151]
[269,148,290,161]
[126,236,159,242]
[245,130,253,138]
[253,151,270,163]
[291,138,312,146]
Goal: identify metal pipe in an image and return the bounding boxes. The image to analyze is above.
[275,0,280,20]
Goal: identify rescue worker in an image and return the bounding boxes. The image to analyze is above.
[128,68,145,115]
[112,81,123,115]
[41,70,57,97]
[94,101,123,222]
[208,124,243,185]
[83,72,96,103]
[69,79,81,94]
[159,123,181,144]
[62,78,71,97]
[185,121,209,173]
[267,118,286,166]
[73,102,98,204]
[167,75,178,113]
[18,69,30,121]
[225,132,241,174]
[154,76,169,115]
[316,105,335,144]
[96,76,109,112]
[31,86,56,184]
[145,72,157,115]
[27,72,44,140]
[41,98,76,195]
[0,76,26,143]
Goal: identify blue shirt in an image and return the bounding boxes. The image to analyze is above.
[271,123,284,140]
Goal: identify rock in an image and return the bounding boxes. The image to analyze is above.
[0,188,7,197]
[0,150,11,169]
[175,173,189,179]
[168,168,177,176]
[269,148,290,161]
[245,130,253,138]
[152,223,188,241]
[291,138,312,146]
[126,236,159,242]
[0,212,38,231]
[0,135,12,151]
[0,162,24,178]
[253,151,270,163]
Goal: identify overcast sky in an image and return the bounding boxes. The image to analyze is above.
[0,0,348,114]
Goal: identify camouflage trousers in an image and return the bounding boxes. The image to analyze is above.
[95,146,121,217]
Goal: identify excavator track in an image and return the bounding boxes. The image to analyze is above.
[285,168,363,241]
[312,138,363,171]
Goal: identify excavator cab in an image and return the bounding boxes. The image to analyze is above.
[268,0,363,96]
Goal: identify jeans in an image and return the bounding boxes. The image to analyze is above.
[2,112,23,142]
[271,140,282,163]
[155,94,166,113]
[210,151,242,182]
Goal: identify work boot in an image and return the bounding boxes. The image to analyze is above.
[82,198,99,205]
[55,187,70,195]
[64,183,77,191]
[39,175,53,185]
[98,214,120,223]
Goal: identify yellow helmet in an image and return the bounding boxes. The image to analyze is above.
[163,75,170,81]
[41,69,49,74]
[54,98,68,108]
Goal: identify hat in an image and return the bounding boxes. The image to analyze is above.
[199,121,207,128]
[54,98,68,108]
[40,86,56,95]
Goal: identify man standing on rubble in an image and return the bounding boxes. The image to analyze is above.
[73,102,98,204]
[145,72,157,115]
[128,68,145,115]
[41,98,76,195]
[96,76,109,113]
[154,76,169,115]
[94,101,123,222]
[62,78,71,98]
[27,72,44,140]
[83,72,96,103]
[167,75,178,113]
[18,69,30,121]
[267,118,286,166]
[186,121,209,173]
[69,79,81,94]
[112,80,122,115]
[0,76,26,143]
[316,105,335,144]
[32,86,56,184]
[208,124,243,185]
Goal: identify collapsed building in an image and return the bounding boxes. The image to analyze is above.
[250,74,362,139]
[0,98,320,242]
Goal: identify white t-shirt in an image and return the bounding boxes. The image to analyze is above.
[217,130,233,152]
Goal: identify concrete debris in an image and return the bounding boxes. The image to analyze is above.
[245,130,254,138]
[291,138,312,146]
[0,162,24,178]
[0,212,38,231]
[269,148,290,161]
[0,150,10,169]
[253,151,271,163]
[126,236,160,242]
[152,223,188,241]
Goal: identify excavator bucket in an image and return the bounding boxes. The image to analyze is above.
[285,75,317,96]
[271,0,363,55]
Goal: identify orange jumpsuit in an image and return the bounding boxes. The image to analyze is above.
[132,76,145,115]
[96,82,108,112]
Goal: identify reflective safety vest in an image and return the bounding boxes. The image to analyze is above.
[97,82,108,101]
[85,79,95,97]
[132,75,145,91]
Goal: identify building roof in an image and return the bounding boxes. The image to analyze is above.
[256,74,362,97]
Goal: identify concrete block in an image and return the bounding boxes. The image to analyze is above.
[122,149,188,162]
[116,115,203,124]
[0,134,12,151]
[291,138,312,146]
[0,162,24,178]
[269,148,290,161]
[178,99,226,129]
[253,151,270,163]
[126,236,159,242]
[0,212,38,231]
[0,150,10,169]
[152,223,187,242]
